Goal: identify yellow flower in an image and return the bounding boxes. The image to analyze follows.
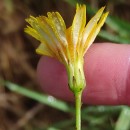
[25,4,108,94]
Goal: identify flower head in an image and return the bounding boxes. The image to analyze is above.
[25,4,108,94]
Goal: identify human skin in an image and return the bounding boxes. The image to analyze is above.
[37,43,130,105]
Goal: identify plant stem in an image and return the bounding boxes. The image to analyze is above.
[75,91,82,130]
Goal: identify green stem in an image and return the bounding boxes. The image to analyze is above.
[75,91,82,130]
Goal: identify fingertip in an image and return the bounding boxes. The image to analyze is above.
[83,43,130,105]
[37,43,130,105]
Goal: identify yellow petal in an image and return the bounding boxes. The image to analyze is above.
[66,26,71,43]
[47,12,67,46]
[66,26,74,62]
[26,16,57,52]
[82,7,105,45]
[71,4,86,46]
[25,16,37,27]
[36,43,53,57]
[24,26,40,41]
[45,12,68,63]
[26,14,69,64]
[36,16,59,50]
[83,12,109,54]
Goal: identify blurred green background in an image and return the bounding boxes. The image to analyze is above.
[0,0,130,130]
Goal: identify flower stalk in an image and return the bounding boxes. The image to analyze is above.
[75,91,82,130]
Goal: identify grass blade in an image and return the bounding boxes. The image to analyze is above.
[5,81,72,113]
[115,107,130,130]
